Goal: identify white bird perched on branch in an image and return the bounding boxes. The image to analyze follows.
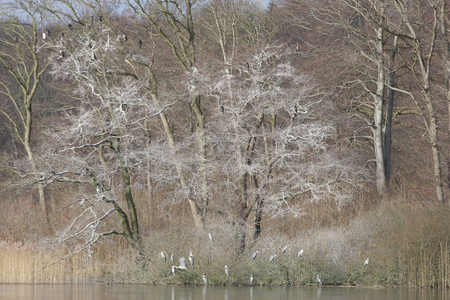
[251,250,259,259]
[189,249,194,265]
[364,258,369,268]
[282,245,288,254]
[160,251,166,261]
[298,249,304,260]
[269,254,276,263]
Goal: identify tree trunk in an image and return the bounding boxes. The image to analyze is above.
[384,35,398,185]
[373,25,387,197]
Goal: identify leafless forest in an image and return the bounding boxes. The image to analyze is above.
[0,0,449,287]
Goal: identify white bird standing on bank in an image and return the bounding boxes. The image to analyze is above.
[364,258,369,268]
[203,275,209,285]
[298,249,304,260]
[269,254,276,263]
[282,246,288,254]
[225,265,229,276]
[171,266,177,275]
[161,251,166,261]
[252,250,259,259]
[250,274,254,284]
[189,249,194,265]
[317,275,323,285]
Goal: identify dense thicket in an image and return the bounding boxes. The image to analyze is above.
[0,0,449,287]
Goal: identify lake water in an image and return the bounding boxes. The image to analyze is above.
[0,284,448,300]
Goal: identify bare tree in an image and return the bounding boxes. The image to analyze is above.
[0,0,54,230]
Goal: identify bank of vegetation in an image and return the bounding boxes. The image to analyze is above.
[0,0,449,288]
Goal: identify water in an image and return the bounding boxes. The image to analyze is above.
[0,284,447,300]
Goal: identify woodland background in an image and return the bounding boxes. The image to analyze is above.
[0,0,449,287]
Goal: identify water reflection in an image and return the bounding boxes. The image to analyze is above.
[0,284,447,300]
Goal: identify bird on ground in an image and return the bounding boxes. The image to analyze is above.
[161,251,166,261]
[202,275,209,285]
[225,265,229,276]
[364,258,369,268]
[282,245,288,254]
[171,265,176,275]
[250,274,254,285]
[170,253,174,262]
[251,250,259,259]
[269,254,276,263]
[208,232,214,242]
[317,275,323,285]
[298,249,304,260]
[189,249,194,265]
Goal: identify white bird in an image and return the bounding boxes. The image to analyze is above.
[170,253,174,262]
[161,251,166,261]
[225,265,229,276]
[208,232,214,242]
[364,258,369,268]
[250,274,254,284]
[298,249,304,260]
[42,32,47,40]
[171,265,177,275]
[282,245,288,254]
[178,257,188,269]
[269,254,276,263]
[317,275,323,285]
[202,275,209,285]
[251,250,259,259]
[189,249,194,265]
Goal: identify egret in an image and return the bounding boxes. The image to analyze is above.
[282,245,288,254]
[317,275,323,285]
[170,253,174,262]
[298,249,304,260]
[251,250,259,259]
[269,254,276,263]
[42,31,47,40]
[225,265,229,276]
[161,251,166,261]
[171,266,176,275]
[250,274,254,285]
[364,258,369,268]
[189,249,194,265]
[208,232,214,242]
[202,275,209,285]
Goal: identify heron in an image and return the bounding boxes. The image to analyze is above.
[170,253,174,262]
[251,250,259,259]
[364,258,369,268]
[202,275,209,285]
[317,275,323,285]
[189,249,194,265]
[177,257,188,269]
[282,245,288,254]
[298,249,304,260]
[138,39,142,49]
[171,265,177,275]
[269,254,276,263]
[225,265,229,276]
[161,251,166,261]
[250,274,254,285]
